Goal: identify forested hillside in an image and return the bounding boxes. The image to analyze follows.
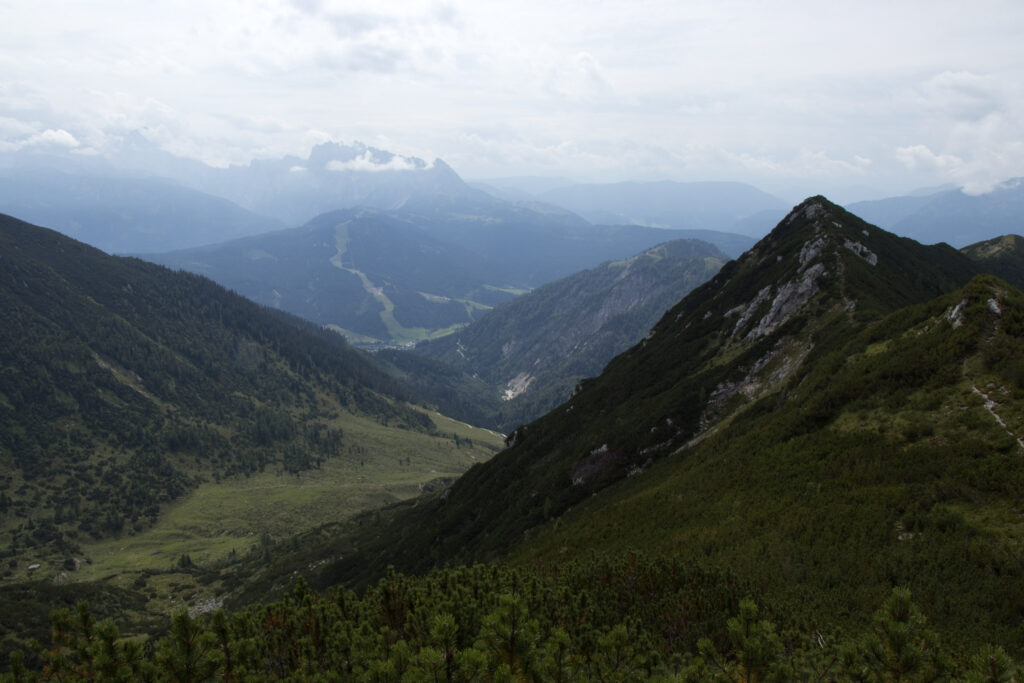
[318,197,981,579]
[0,213,497,579]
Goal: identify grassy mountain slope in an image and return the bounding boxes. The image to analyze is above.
[513,273,1024,648]
[310,197,1024,648]
[963,233,1024,290]
[0,213,501,579]
[403,238,728,432]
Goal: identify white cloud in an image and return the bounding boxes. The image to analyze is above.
[0,127,79,152]
[325,151,429,172]
[895,94,1024,195]
[896,145,965,172]
[33,129,79,147]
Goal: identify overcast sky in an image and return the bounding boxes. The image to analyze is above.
[2,0,1023,200]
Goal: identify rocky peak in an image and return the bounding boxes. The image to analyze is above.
[618,195,979,448]
[714,197,859,342]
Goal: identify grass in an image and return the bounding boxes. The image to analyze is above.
[325,325,382,345]
[61,407,504,583]
[16,405,506,631]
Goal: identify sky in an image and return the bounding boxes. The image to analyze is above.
[2,0,1023,201]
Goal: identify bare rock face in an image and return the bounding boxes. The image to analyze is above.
[688,196,915,439]
[745,262,827,340]
[503,372,534,401]
[843,239,878,265]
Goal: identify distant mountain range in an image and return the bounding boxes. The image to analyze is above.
[537,180,790,238]
[483,176,1024,251]
[848,178,1024,246]
[203,143,481,226]
[2,142,767,262]
[0,167,285,254]
[143,199,725,344]
[472,178,777,256]
[0,141,480,252]
[4,138,1023,258]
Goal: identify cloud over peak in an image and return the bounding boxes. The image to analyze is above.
[325,150,431,172]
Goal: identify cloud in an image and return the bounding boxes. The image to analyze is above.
[0,127,79,152]
[325,12,388,38]
[325,150,429,172]
[32,129,79,147]
[0,116,39,139]
[895,144,964,171]
[314,44,404,74]
[544,52,614,103]
[917,70,1003,121]
[895,85,1024,195]
[2,0,1023,195]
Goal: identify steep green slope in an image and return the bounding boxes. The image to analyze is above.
[963,233,1024,289]
[403,239,728,432]
[0,213,499,577]
[310,197,1024,648]
[514,274,1024,648]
